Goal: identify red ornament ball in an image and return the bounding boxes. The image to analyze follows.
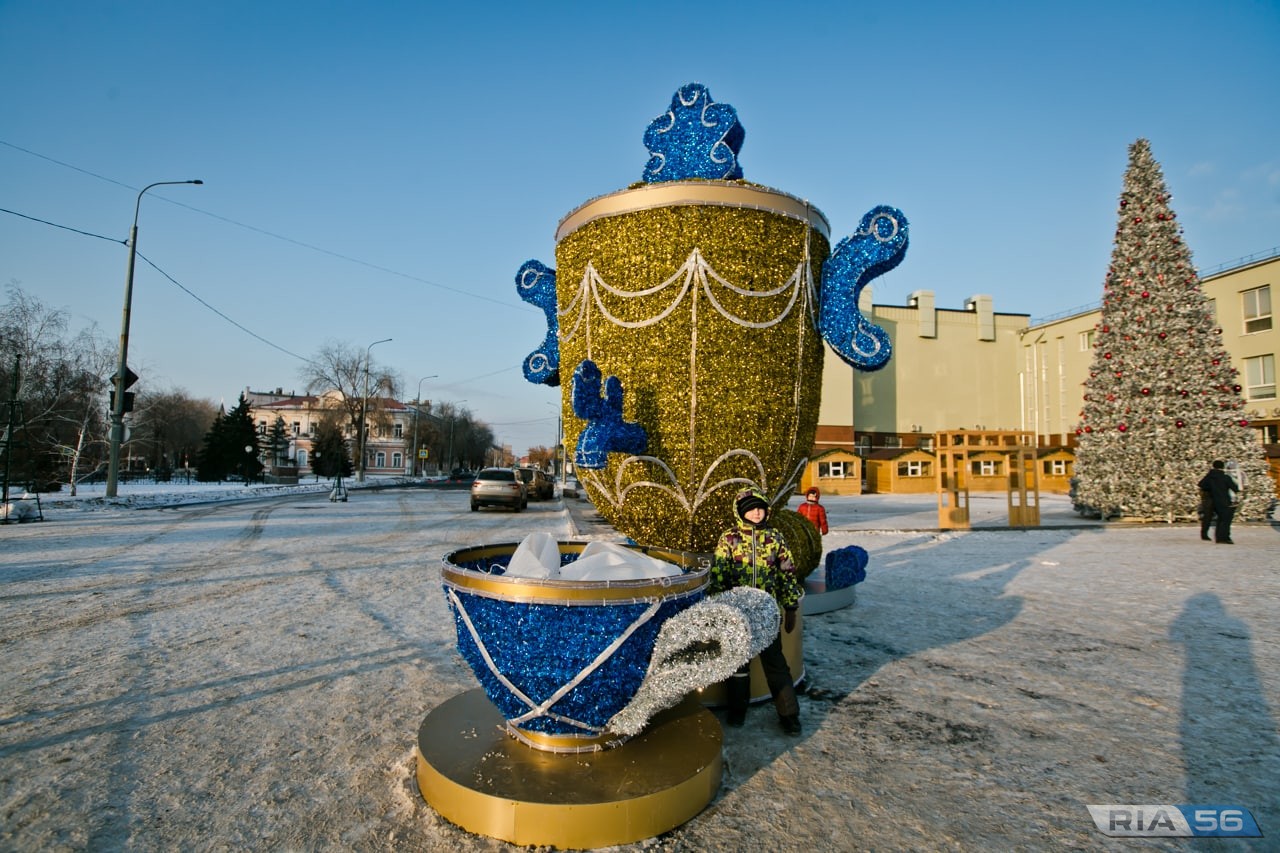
[1141,291,1150,298]
[1104,352,1112,359]
[1175,419,1185,428]
[1239,419,1250,427]
[1141,388,1151,395]
[1117,423,1128,432]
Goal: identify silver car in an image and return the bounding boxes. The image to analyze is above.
[470,467,527,512]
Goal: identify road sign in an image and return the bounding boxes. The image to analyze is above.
[115,366,140,390]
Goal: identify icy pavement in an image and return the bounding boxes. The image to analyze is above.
[1,484,1277,850]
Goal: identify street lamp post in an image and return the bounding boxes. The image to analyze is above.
[411,374,437,478]
[106,179,202,497]
[356,338,391,483]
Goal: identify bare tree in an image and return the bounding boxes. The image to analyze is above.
[131,387,219,476]
[1,283,113,491]
[298,340,402,437]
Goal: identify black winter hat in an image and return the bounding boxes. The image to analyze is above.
[736,493,769,518]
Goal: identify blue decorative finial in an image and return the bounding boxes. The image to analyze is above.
[515,259,559,386]
[642,83,745,183]
[819,206,909,371]
[571,360,648,469]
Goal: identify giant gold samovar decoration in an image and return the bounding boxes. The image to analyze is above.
[519,82,908,569]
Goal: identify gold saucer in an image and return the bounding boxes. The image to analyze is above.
[416,689,722,847]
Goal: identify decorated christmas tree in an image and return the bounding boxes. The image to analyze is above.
[1074,139,1274,521]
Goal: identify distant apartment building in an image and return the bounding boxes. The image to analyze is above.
[244,387,439,477]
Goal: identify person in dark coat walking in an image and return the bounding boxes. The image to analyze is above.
[1198,460,1238,544]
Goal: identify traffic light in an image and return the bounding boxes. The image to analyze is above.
[109,390,136,413]
[111,366,139,413]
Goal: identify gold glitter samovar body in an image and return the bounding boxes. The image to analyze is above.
[556,181,830,553]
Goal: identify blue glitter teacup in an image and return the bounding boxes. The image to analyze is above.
[442,540,708,753]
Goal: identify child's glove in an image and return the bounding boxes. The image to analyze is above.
[783,608,797,633]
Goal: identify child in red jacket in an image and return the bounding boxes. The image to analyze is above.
[798,486,828,535]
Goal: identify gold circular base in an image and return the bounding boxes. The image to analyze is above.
[416,689,723,848]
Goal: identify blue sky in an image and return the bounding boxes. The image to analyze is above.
[3,1,1278,455]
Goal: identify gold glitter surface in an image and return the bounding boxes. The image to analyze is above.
[556,184,828,559]
[771,508,822,579]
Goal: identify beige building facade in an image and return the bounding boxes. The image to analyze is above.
[817,287,1029,452]
[1018,253,1278,452]
[245,388,433,477]
[814,251,1278,493]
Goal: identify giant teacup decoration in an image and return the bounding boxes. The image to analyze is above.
[520,83,908,559]
[442,538,778,752]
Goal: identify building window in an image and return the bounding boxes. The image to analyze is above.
[257,420,267,434]
[292,421,301,436]
[392,452,403,469]
[1079,329,1095,351]
[375,451,386,468]
[1244,354,1276,400]
[882,435,901,448]
[393,423,404,438]
[1043,458,1068,476]
[897,460,931,477]
[971,459,1002,476]
[296,449,308,468]
[1243,285,1272,333]
[818,461,847,478]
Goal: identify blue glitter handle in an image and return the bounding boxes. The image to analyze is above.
[820,206,909,371]
[642,83,745,183]
[571,359,648,469]
[516,259,560,386]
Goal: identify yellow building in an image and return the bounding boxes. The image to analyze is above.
[814,250,1277,495]
[1018,253,1278,464]
[818,288,1030,455]
[799,448,862,495]
[864,447,936,494]
[1037,447,1075,494]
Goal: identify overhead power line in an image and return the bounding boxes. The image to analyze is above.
[1,206,308,363]
[0,138,532,311]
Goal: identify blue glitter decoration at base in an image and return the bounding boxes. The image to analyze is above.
[443,543,707,738]
[571,359,648,469]
[642,83,745,183]
[515,259,560,386]
[824,545,869,590]
[820,206,909,371]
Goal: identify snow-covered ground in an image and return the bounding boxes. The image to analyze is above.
[1,485,1277,850]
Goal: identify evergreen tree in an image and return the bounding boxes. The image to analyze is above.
[195,405,228,482]
[311,417,352,478]
[222,394,262,484]
[266,416,290,469]
[194,394,262,483]
[1074,139,1274,521]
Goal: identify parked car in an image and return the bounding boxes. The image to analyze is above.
[515,467,554,501]
[470,467,527,512]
